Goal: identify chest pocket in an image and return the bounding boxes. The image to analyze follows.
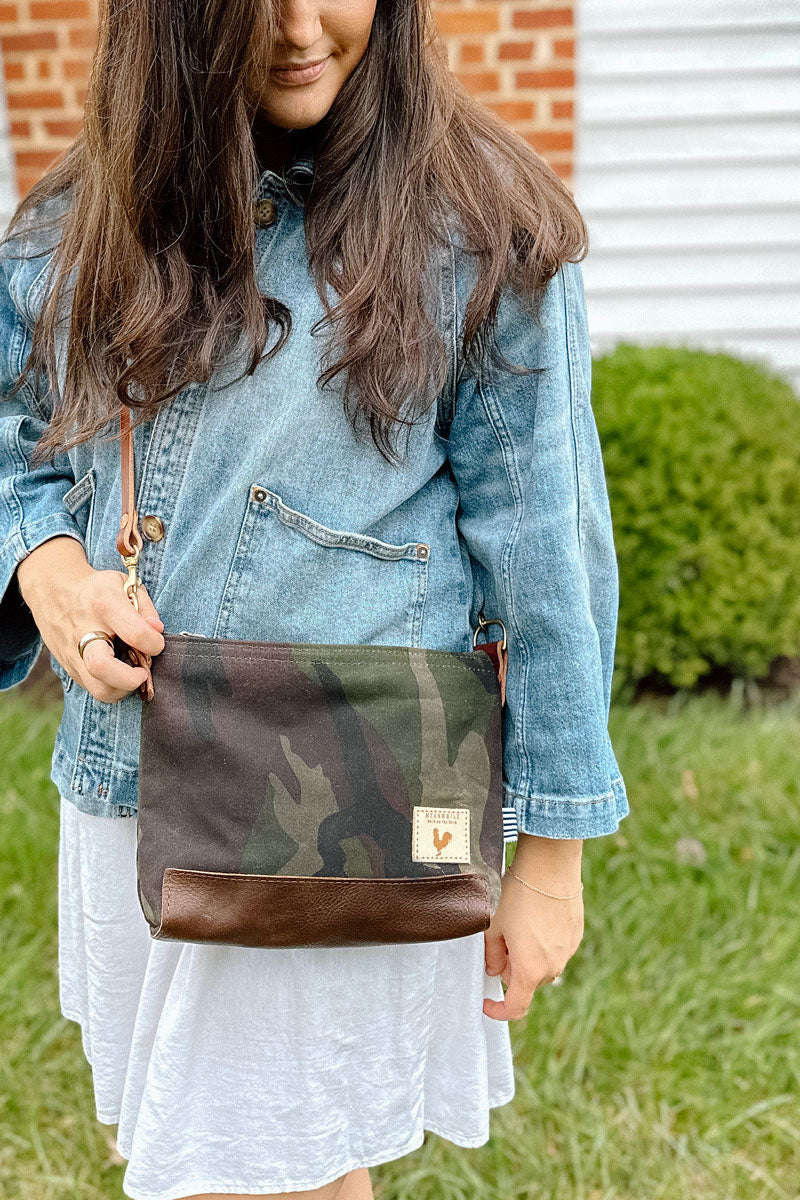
[215,484,430,647]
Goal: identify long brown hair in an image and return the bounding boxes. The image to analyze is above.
[3,0,587,470]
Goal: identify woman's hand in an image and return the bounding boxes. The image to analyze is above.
[16,534,165,703]
[483,833,584,1021]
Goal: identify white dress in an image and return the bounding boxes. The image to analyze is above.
[57,792,517,1200]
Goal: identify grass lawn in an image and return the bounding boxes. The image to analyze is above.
[1,686,799,1200]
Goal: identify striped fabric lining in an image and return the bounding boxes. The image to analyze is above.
[502,805,518,844]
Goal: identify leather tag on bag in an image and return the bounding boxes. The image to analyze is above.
[412,807,470,863]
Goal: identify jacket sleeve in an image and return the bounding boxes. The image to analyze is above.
[445,257,629,839]
[0,243,87,691]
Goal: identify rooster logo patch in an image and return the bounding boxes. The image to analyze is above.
[412,807,470,864]
[432,827,452,856]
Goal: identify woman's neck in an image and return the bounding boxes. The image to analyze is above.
[252,116,297,176]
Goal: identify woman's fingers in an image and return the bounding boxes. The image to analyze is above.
[483,964,538,1022]
[134,581,165,631]
[98,576,165,657]
[73,573,165,700]
[484,928,508,977]
[79,632,149,696]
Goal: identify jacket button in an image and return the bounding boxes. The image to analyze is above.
[254,198,277,227]
[141,514,165,541]
[252,486,267,502]
[417,543,430,560]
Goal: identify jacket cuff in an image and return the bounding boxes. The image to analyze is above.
[504,775,629,840]
[0,522,86,691]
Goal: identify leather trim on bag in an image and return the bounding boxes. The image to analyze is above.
[156,869,491,947]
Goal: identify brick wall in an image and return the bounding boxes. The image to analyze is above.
[0,0,97,195]
[0,0,575,197]
[435,1,574,179]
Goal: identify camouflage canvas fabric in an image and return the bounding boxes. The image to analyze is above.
[136,633,505,938]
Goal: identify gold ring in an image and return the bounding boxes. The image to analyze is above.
[77,630,115,660]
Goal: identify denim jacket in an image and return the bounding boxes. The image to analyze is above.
[0,150,629,840]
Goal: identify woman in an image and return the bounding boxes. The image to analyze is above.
[0,0,629,1197]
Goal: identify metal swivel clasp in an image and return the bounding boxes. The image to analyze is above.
[121,549,142,612]
[473,610,507,650]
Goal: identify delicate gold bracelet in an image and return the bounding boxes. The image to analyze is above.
[505,864,583,900]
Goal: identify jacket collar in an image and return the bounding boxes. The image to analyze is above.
[256,143,315,206]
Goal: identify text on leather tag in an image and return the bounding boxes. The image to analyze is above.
[411,807,470,863]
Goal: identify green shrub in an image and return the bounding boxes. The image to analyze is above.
[592,343,800,692]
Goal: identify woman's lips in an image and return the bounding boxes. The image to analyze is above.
[269,56,330,86]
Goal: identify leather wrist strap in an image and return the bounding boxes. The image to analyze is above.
[116,402,143,560]
[117,404,154,702]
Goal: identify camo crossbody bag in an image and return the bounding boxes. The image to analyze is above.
[114,404,509,949]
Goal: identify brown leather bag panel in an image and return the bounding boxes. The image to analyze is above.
[157,868,491,947]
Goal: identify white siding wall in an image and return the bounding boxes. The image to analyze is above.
[575,0,800,394]
[0,56,17,236]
